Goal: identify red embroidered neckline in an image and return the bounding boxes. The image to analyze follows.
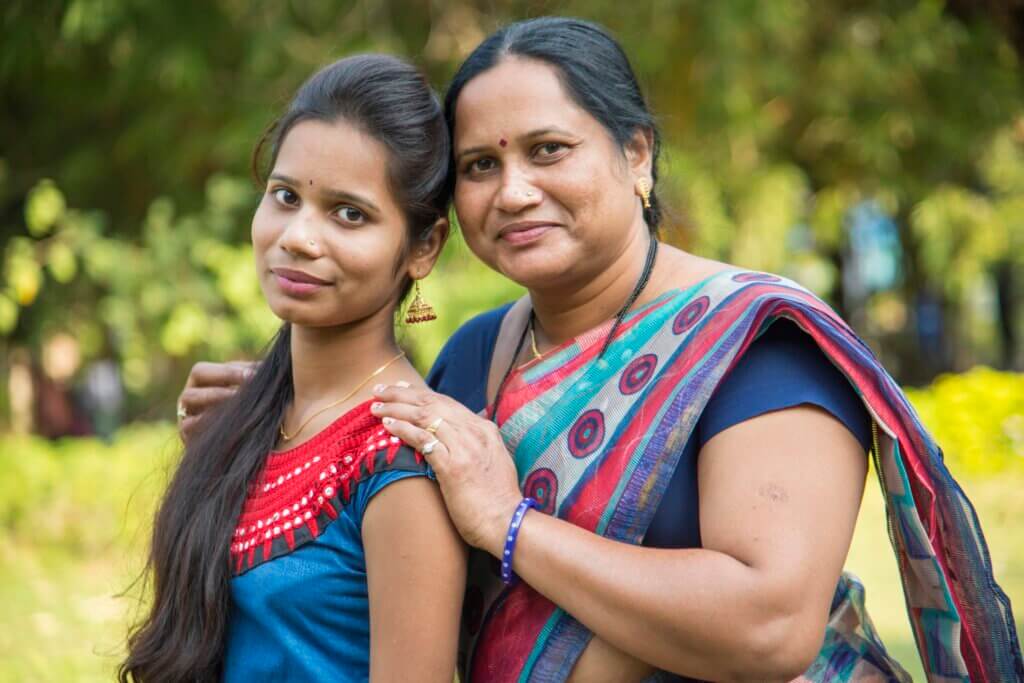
[229,399,422,574]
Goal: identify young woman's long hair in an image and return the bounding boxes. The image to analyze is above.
[120,54,451,683]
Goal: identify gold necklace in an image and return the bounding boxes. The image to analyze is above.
[528,316,543,360]
[279,351,406,442]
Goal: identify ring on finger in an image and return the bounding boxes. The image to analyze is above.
[422,438,440,455]
[425,416,444,435]
[176,402,188,421]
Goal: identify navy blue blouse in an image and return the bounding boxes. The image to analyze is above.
[427,304,871,549]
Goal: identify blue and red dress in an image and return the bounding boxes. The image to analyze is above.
[222,400,430,683]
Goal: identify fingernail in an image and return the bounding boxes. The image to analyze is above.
[396,381,411,388]
[373,384,385,394]
[382,417,394,425]
[244,368,255,379]
[371,402,382,412]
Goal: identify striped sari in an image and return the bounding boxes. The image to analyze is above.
[460,270,1022,682]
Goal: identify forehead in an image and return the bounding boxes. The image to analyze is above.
[453,57,601,148]
[273,118,391,190]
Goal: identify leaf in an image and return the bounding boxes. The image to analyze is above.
[160,301,209,357]
[47,242,78,283]
[6,252,42,305]
[0,294,18,334]
[25,179,66,237]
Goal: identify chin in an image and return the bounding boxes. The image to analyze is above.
[267,300,331,328]
[496,247,580,290]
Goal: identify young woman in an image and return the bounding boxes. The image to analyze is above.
[123,55,466,683]
[181,18,1021,682]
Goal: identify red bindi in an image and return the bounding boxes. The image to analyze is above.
[499,138,507,147]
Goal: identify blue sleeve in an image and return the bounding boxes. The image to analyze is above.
[352,468,436,529]
[698,319,873,451]
[426,304,512,414]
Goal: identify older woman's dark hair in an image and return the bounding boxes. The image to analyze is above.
[120,54,450,683]
[445,16,663,231]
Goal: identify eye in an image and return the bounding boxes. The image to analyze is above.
[533,142,570,162]
[334,206,365,225]
[270,187,299,206]
[465,157,497,175]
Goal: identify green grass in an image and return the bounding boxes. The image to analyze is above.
[0,424,177,683]
[0,544,141,682]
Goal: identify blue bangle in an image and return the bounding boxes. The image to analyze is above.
[501,497,538,585]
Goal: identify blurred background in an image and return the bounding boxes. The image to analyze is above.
[2,1,1023,680]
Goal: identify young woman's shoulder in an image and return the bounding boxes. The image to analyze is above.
[351,441,434,522]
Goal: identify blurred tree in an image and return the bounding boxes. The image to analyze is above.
[1,0,1022,427]
[948,0,1024,58]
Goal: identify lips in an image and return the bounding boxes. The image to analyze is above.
[271,267,331,296]
[498,220,559,245]
[272,267,331,285]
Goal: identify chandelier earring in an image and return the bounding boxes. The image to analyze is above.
[404,279,437,324]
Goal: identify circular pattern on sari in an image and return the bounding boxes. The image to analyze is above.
[618,353,658,395]
[732,272,782,283]
[672,295,710,335]
[523,468,558,514]
[568,409,605,459]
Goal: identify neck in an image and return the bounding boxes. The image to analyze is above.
[288,309,403,405]
[529,228,655,348]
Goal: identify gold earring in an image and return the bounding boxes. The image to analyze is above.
[635,177,652,210]
[404,280,437,324]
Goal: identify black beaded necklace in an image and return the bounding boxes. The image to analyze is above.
[488,238,660,422]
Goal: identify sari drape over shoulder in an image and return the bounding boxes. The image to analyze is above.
[461,271,1022,683]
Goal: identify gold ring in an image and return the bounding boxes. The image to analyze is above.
[425,416,444,434]
[422,439,439,455]
[176,402,188,421]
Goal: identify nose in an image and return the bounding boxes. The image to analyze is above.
[494,171,542,214]
[278,210,323,259]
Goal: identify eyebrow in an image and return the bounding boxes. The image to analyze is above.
[269,174,381,214]
[455,127,578,162]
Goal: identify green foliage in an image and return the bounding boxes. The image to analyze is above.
[3,175,279,404]
[905,366,1024,475]
[0,423,179,682]
[0,422,178,552]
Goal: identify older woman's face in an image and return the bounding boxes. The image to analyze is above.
[451,57,645,291]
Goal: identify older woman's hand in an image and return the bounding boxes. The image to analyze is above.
[370,384,523,557]
[178,360,257,443]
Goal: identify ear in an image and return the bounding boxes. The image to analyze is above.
[405,216,450,280]
[623,126,654,181]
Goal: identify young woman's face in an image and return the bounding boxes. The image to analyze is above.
[451,57,649,291]
[252,119,414,328]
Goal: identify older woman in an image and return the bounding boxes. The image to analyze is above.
[182,17,1020,682]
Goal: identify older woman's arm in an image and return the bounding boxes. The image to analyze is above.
[371,388,866,682]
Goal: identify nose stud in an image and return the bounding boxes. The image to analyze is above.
[307,240,317,248]
[525,190,536,198]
